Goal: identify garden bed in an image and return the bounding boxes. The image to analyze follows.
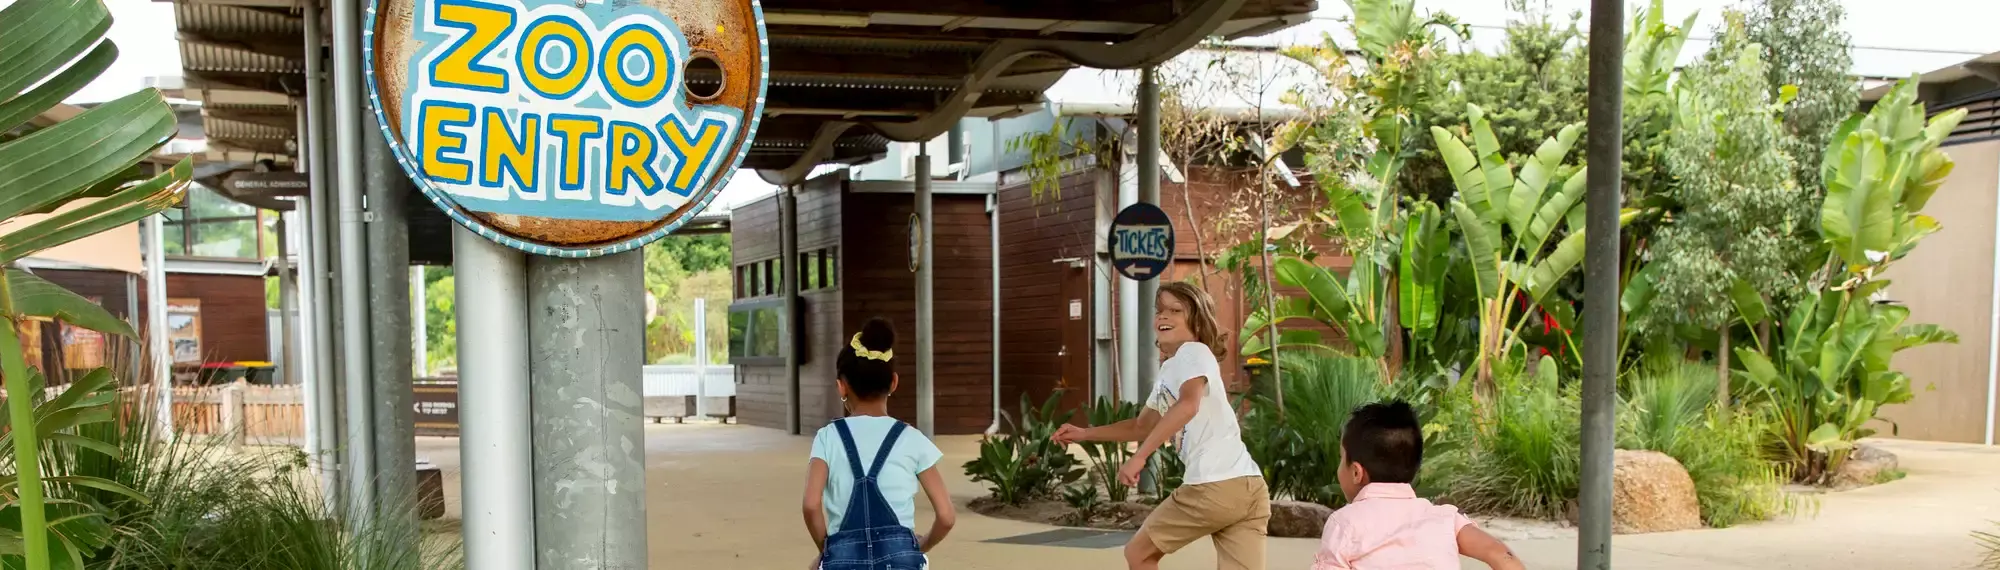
[968,496,1154,530]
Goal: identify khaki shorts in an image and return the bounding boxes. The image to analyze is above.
[1140,476,1271,570]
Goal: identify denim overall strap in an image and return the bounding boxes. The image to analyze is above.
[832,419,868,480]
[867,422,907,479]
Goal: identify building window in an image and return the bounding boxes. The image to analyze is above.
[726,298,784,363]
[164,184,269,260]
[762,259,776,295]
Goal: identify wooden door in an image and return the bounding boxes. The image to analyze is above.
[1057,261,1092,417]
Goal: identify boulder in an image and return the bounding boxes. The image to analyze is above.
[1830,443,1900,490]
[1268,500,1335,538]
[1611,450,1702,534]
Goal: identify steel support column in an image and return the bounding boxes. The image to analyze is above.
[330,0,376,520]
[1580,1,1624,568]
[364,125,417,526]
[454,226,535,570]
[915,146,936,437]
[527,253,647,569]
[301,0,340,509]
[277,213,300,387]
[143,215,169,435]
[780,186,801,434]
[1135,67,1161,393]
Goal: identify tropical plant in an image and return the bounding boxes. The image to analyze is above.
[1733,290,1953,483]
[962,393,1083,505]
[1241,353,1383,507]
[1079,398,1140,503]
[1817,76,1965,282]
[1431,105,1631,391]
[1,0,196,564]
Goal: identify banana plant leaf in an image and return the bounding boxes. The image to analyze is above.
[3,271,132,337]
[0,89,179,223]
[1821,130,1896,269]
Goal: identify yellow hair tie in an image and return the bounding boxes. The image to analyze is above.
[851,333,893,362]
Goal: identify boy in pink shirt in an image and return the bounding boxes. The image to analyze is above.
[1314,402,1524,570]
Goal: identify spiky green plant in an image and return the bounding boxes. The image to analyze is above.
[1,0,196,565]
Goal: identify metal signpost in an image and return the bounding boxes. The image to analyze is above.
[363,0,768,566]
[1107,202,1176,282]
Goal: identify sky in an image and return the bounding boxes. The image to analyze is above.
[69,0,2000,208]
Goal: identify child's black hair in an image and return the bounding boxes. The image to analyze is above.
[1341,400,1424,484]
[836,317,897,400]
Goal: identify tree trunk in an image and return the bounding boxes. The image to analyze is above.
[1179,160,1213,291]
[1718,324,1732,418]
[1258,175,1283,420]
[1384,275,1404,382]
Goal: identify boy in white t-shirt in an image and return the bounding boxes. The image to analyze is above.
[1054,282,1268,570]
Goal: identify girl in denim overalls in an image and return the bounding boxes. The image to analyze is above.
[802,318,956,569]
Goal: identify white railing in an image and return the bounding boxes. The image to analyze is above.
[642,364,735,398]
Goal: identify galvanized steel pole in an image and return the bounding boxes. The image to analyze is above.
[330,0,376,521]
[781,186,800,434]
[364,125,416,527]
[527,253,648,569]
[1135,67,1161,393]
[144,215,169,436]
[300,0,340,508]
[1580,1,1624,568]
[454,226,535,570]
[915,146,936,437]
[277,213,300,387]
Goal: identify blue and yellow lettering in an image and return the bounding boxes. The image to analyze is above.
[516,15,591,100]
[428,0,515,93]
[1115,226,1172,261]
[658,115,728,196]
[547,114,604,191]
[418,100,476,184]
[482,109,541,192]
[605,121,661,196]
[598,24,673,107]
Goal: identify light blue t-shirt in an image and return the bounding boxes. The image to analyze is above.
[808,416,943,530]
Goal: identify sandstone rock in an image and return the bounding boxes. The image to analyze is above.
[1611,449,1702,534]
[1830,443,1900,490]
[1268,500,1335,538]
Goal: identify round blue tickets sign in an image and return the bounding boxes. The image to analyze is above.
[365,0,768,257]
[1108,203,1175,281]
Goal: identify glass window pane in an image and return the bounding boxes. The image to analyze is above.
[186,184,254,220]
[162,223,188,256]
[189,219,257,258]
[751,306,780,357]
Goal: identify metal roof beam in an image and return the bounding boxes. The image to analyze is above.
[763,1,1179,25]
[866,0,1247,142]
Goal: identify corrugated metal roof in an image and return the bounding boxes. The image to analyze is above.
[181,40,302,74]
[176,4,301,39]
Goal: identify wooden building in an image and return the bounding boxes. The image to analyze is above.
[730,111,1338,435]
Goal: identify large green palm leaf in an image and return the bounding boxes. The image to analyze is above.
[0,0,189,566]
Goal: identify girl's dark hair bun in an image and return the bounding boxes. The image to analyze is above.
[858,317,895,352]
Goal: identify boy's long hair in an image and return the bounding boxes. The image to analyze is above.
[1159,281,1225,357]
[836,317,897,399]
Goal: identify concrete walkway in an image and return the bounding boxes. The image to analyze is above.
[416,425,2000,569]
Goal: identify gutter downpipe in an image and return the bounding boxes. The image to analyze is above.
[986,192,1001,435]
[330,0,377,522]
[1986,170,2000,446]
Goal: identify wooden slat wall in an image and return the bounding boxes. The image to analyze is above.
[998,171,1099,419]
[843,191,996,435]
[732,176,845,433]
[136,273,270,364]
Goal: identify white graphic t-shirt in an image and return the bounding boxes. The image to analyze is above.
[1147,342,1262,486]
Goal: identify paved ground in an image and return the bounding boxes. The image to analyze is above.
[416,425,2000,569]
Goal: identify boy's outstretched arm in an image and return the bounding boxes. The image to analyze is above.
[1457,525,1525,570]
[915,466,956,552]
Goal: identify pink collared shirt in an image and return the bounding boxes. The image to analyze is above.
[1312,483,1473,569]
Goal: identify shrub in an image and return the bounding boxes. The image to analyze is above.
[1977,523,2000,570]
[1242,353,1383,507]
[1433,362,1581,519]
[1619,361,1795,527]
[963,392,1083,505]
[1080,398,1141,503]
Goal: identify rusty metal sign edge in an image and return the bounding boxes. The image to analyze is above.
[360,0,770,258]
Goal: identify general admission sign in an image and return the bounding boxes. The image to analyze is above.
[366,0,768,256]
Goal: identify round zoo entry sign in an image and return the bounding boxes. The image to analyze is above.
[365,0,769,257]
